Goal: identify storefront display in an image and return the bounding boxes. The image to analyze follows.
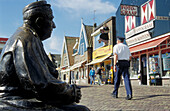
[162,52,170,77]
[149,55,160,74]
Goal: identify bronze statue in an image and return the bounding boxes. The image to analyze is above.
[0,1,88,110]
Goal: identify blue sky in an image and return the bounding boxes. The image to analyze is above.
[0,0,121,54]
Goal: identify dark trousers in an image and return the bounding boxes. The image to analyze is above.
[113,64,132,96]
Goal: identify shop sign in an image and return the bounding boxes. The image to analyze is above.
[163,57,170,70]
[156,16,170,20]
[126,31,151,46]
[93,45,113,59]
[120,5,138,16]
[141,0,156,25]
[125,21,154,39]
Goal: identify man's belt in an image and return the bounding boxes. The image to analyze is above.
[118,60,129,62]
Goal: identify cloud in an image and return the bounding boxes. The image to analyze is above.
[43,35,63,54]
[51,0,116,15]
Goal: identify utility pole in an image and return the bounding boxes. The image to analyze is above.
[93,10,96,24]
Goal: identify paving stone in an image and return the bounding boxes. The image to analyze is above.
[78,85,170,111]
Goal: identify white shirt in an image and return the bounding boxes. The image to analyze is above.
[113,43,131,60]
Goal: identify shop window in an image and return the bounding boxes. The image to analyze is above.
[162,52,170,77]
[149,54,160,74]
[130,57,139,78]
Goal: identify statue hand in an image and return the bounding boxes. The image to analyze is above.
[72,84,82,103]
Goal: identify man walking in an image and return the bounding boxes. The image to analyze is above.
[111,37,132,100]
[96,66,103,85]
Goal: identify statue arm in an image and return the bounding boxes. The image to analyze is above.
[13,38,81,104]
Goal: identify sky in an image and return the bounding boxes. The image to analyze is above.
[0,0,121,54]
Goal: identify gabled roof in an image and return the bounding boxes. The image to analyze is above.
[77,23,93,52]
[85,25,93,47]
[65,36,79,66]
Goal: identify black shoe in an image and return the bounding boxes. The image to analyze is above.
[111,93,118,98]
[126,95,132,100]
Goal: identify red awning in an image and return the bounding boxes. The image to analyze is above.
[130,36,169,53]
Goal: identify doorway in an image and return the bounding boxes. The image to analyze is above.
[141,54,147,85]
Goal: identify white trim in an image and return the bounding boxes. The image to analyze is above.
[129,32,170,48]
[72,52,78,56]
[80,43,84,55]
[60,37,65,67]
[61,68,70,73]
[73,40,79,49]
[77,23,88,53]
[70,60,87,70]
[60,65,68,69]
[83,24,89,48]
[91,27,103,36]
[61,36,70,67]
[86,54,111,65]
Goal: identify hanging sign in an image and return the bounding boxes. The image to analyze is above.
[156,16,170,20]
[120,5,138,16]
[125,21,154,39]
[126,31,151,46]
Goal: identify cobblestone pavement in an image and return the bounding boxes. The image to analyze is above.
[78,84,170,111]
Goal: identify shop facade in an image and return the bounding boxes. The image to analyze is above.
[70,22,93,84]
[87,16,116,84]
[60,36,79,83]
[116,0,170,86]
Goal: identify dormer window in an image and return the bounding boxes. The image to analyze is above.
[80,43,84,55]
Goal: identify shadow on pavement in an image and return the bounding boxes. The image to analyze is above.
[78,85,93,88]
[133,94,170,100]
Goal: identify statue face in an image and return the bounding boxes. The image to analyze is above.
[40,15,56,41]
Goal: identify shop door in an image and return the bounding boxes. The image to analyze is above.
[141,54,147,85]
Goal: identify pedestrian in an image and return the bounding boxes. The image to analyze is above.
[138,73,141,85]
[111,36,132,100]
[96,66,103,85]
[89,67,95,85]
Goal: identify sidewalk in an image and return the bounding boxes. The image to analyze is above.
[78,84,170,111]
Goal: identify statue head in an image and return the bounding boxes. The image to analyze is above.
[23,1,56,41]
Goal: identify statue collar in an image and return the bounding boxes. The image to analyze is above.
[22,24,39,38]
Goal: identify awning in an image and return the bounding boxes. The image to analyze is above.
[86,54,111,65]
[130,36,169,53]
[70,60,86,70]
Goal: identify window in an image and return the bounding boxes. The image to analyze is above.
[94,34,105,50]
[162,52,170,77]
[80,43,84,55]
[73,49,77,54]
[130,57,139,78]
